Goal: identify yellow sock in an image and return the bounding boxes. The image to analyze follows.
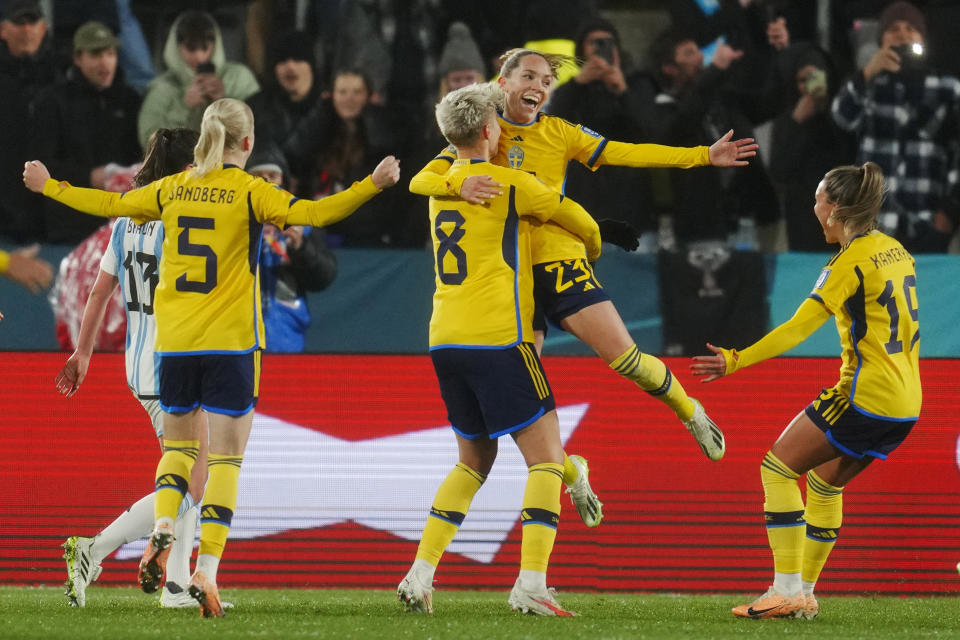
[154,439,199,523]
[761,451,805,574]
[520,462,563,573]
[415,462,486,567]
[609,344,695,421]
[802,470,843,585]
[198,454,243,559]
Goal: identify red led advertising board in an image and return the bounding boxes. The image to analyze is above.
[1,352,958,595]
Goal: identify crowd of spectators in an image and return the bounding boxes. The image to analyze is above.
[2,0,960,256]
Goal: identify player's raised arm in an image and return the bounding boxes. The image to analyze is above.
[266,156,399,229]
[25,160,162,223]
[691,293,831,383]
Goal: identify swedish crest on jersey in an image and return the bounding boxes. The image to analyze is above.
[507,144,525,169]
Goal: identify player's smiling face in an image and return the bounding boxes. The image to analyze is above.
[499,54,554,124]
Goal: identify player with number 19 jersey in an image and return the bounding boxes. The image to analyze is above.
[99,217,164,398]
[429,159,601,348]
[810,230,921,419]
[42,166,382,355]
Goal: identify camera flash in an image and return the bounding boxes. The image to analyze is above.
[911,42,924,56]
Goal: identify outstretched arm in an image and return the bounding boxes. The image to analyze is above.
[25,160,160,223]
[691,297,831,382]
[55,268,119,397]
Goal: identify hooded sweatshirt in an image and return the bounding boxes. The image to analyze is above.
[137,13,259,148]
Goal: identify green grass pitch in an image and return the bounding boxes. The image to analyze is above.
[0,586,957,640]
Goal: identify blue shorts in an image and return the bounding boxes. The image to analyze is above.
[533,258,610,327]
[159,351,261,416]
[805,387,915,460]
[431,343,555,440]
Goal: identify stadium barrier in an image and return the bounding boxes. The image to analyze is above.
[2,352,958,595]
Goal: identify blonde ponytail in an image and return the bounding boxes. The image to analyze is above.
[192,98,254,177]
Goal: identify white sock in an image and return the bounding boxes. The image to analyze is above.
[802,580,816,596]
[90,493,155,563]
[166,506,199,588]
[196,553,220,584]
[410,558,436,584]
[518,569,547,591]
[773,571,802,596]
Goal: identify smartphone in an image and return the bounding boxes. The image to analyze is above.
[592,37,615,65]
[891,43,925,74]
[196,62,216,75]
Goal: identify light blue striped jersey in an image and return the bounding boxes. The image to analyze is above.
[99,218,163,398]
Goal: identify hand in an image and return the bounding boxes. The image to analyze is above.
[690,343,731,383]
[766,17,790,51]
[602,64,627,94]
[90,165,107,189]
[282,225,304,250]
[5,244,53,293]
[184,77,208,108]
[597,218,639,251]
[708,130,757,167]
[22,160,51,192]
[371,155,400,189]
[459,175,502,204]
[863,47,901,82]
[199,74,225,101]
[574,56,609,85]
[792,92,820,123]
[710,44,744,71]
[55,351,90,398]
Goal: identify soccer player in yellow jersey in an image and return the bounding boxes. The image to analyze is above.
[25,97,400,617]
[398,82,601,617]
[692,163,921,620]
[410,49,756,526]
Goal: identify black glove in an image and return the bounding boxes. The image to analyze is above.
[597,218,640,251]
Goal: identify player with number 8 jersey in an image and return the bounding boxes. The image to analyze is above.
[429,159,600,348]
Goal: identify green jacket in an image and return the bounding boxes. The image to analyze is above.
[137,14,260,149]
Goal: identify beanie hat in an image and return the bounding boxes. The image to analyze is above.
[879,1,926,40]
[437,22,485,77]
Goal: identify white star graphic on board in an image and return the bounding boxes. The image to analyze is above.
[117,403,588,563]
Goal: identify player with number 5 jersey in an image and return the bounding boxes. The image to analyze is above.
[26,98,400,618]
[692,162,921,620]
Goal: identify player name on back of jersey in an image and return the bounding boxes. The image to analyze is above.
[125,219,160,235]
[170,184,237,204]
[868,246,910,269]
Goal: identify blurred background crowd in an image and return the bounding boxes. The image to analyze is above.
[3,0,960,352]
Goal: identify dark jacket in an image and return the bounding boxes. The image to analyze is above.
[547,71,659,232]
[34,66,142,244]
[643,64,779,244]
[0,38,62,242]
[283,99,401,247]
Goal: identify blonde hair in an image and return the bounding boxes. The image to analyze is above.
[435,82,504,146]
[822,162,887,234]
[192,98,254,177]
[498,48,576,80]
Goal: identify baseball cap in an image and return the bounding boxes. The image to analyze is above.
[73,21,119,53]
[2,0,43,23]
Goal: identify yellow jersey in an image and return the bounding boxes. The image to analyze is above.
[727,230,921,420]
[43,166,380,354]
[429,159,600,348]
[811,231,921,419]
[410,112,710,263]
